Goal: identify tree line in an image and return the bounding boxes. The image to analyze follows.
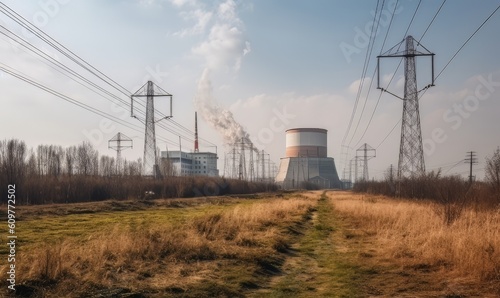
[353,148,500,222]
[0,138,276,205]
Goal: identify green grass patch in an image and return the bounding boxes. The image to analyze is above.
[0,201,235,258]
[267,191,367,297]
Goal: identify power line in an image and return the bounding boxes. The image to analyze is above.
[436,3,500,80]
[0,25,195,147]
[1,64,181,148]
[443,160,465,175]
[390,1,500,145]
[418,0,447,43]
[401,0,422,43]
[0,25,136,114]
[0,3,130,96]
[372,0,496,161]
[348,0,388,147]
[340,0,382,168]
[376,118,400,149]
[346,0,422,154]
[356,0,445,148]
[427,159,464,171]
[0,3,217,149]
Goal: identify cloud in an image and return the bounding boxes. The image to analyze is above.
[138,0,165,8]
[218,0,237,21]
[169,0,195,7]
[192,23,250,71]
[348,77,372,94]
[174,9,213,37]
[171,0,251,71]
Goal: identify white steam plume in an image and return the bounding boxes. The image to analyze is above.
[189,0,255,149]
[195,68,251,146]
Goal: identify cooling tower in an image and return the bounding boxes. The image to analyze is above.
[275,128,341,189]
[285,128,327,158]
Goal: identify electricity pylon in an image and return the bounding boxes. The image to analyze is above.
[356,143,376,181]
[131,81,172,178]
[108,132,133,175]
[377,35,435,179]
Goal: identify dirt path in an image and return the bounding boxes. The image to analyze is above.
[252,191,367,297]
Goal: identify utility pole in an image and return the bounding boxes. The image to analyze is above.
[249,142,254,182]
[194,112,199,153]
[465,151,478,185]
[349,159,353,186]
[232,147,236,179]
[261,150,265,182]
[356,143,376,181]
[377,36,435,180]
[354,156,359,183]
[131,81,172,178]
[267,153,271,183]
[178,136,182,176]
[389,164,394,184]
[239,138,246,180]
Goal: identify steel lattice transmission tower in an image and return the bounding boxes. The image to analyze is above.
[131,81,173,178]
[377,36,435,179]
[356,143,376,181]
[108,132,133,175]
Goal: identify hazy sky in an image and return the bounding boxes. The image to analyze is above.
[1,0,500,180]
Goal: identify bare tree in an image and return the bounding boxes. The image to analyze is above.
[99,155,115,177]
[37,145,47,176]
[48,145,64,176]
[36,145,65,176]
[160,157,175,177]
[485,148,500,200]
[126,158,142,176]
[65,146,77,176]
[0,139,27,184]
[26,149,38,177]
[76,142,99,176]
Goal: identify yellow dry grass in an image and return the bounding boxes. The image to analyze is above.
[5,194,316,296]
[330,191,500,283]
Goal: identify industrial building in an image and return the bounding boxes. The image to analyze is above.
[158,111,219,177]
[160,151,219,177]
[275,128,341,189]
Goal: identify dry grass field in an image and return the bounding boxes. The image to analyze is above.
[1,193,316,297]
[1,190,498,297]
[330,191,500,297]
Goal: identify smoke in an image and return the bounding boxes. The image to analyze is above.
[188,0,255,149]
[195,68,251,146]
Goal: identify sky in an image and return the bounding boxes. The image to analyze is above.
[1,0,500,181]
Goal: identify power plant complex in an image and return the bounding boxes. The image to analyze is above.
[275,128,341,189]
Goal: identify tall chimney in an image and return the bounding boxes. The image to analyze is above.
[194,111,199,152]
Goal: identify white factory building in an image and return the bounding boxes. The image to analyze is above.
[275,128,341,189]
[160,151,219,177]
